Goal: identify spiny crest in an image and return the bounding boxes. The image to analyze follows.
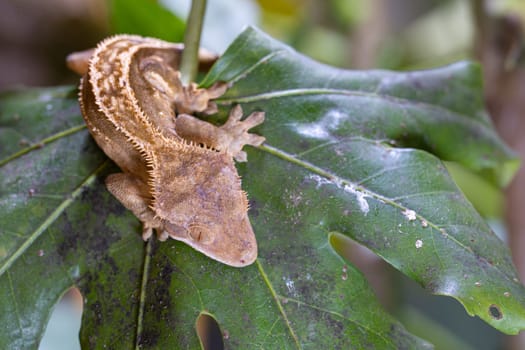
[242,190,251,211]
[146,150,163,212]
[94,34,184,60]
[136,140,158,207]
[105,40,174,146]
[88,37,184,221]
[89,39,160,148]
[126,83,173,145]
[77,77,86,111]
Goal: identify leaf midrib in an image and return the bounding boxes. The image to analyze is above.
[257,143,515,288]
[0,160,109,277]
[217,88,489,131]
[210,45,485,129]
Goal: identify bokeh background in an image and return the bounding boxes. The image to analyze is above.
[3,0,525,349]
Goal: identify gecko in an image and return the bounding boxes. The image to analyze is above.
[67,35,265,267]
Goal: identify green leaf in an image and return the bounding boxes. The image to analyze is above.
[0,26,524,349]
[109,0,185,42]
[201,29,519,188]
[201,27,525,334]
[0,88,429,348]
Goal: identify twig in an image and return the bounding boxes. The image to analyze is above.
[180,0,207,85]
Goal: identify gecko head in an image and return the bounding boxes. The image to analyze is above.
[153,151,258,267]
[164,215,257,267]
[190,216,257,267]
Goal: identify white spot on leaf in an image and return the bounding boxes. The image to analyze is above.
[438,277,460,295]
[283,276,297,296]
[343,184,369,215]
[402,209,417,221]
[297,123,330,139]
[341,265,348,280]
[295,110,347,140]
[307,174,370,215]
[309,174,334,189]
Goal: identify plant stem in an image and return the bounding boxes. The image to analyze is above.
[180,0,207,85]
[135,237,155,349]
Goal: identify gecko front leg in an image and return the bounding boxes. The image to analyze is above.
[175,105,265,162]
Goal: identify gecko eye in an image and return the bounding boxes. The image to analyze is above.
[188,224,215,245]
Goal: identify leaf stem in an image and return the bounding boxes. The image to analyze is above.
[135,237,155,349]
[179,0,207,85]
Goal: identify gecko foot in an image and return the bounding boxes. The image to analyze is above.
[142,225,154,241]
[142,224,169,241]
[171,71,228,115]
[175,104,265,161]
[220,105,266,162]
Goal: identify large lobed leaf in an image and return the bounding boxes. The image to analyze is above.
[203,27,524,333]
[0,27,523,348]
[0,91,428,349]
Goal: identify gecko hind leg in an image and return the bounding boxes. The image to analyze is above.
[105,173,167,241]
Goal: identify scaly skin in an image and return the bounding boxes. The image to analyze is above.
[69,35,264,267]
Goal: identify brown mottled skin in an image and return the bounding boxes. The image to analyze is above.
[67,35,264,267]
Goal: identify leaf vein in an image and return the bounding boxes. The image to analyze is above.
[259,143,511,284]
[6,271,23,340]
[277,295,395,346]
[0,124,87,167]
[389,190,457,201]
[161,249,205,309]
[228,50,287,86]
[217,88,489,132]
[0,159,108,277]
[256,260,301,349]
